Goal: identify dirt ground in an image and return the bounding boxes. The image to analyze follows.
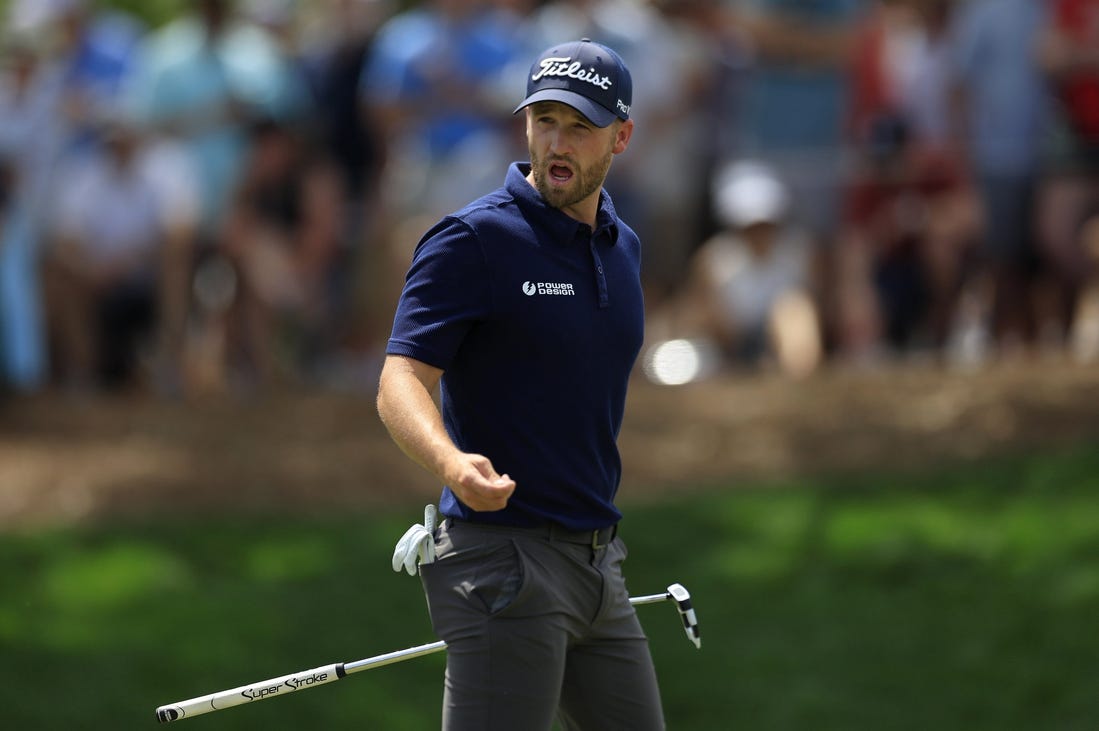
[2,358,1098,528]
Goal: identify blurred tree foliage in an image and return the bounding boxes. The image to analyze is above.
[101,0,197,28]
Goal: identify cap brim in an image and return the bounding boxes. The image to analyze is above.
[513,89,618,128]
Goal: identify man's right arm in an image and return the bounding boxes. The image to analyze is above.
[376,354,515,512]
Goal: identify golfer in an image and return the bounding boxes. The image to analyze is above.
[376,38,665,730]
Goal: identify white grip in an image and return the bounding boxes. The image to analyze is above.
[155,662,344,722]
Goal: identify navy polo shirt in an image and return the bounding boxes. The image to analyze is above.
[386,162,644,530]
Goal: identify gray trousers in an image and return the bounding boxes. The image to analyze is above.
[420,518,666,731]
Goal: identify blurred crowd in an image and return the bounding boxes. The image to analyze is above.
[0,0,1097,397]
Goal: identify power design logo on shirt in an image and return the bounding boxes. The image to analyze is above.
[523,281,576,296]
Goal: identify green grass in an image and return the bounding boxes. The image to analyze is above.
[4,443,1099,730]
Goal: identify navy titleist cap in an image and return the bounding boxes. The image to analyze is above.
[514,38,632,127]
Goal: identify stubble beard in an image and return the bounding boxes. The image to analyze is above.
[529,145,614,212]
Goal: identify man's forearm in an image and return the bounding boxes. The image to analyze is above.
[376,355,516,511]
[376,355,458,484]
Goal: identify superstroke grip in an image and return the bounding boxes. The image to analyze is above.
[155,662,345,723]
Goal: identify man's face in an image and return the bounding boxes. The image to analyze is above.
[526,101,631,219]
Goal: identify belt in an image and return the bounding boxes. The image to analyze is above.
[447,518,618,550]
[547,522,618,549]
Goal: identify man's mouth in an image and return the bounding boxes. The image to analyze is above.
[548,162,574,184]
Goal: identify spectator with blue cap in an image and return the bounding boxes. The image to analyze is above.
[377,38,667,730]
[359,0,525,220]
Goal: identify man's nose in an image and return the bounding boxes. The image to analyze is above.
[548,130,571,154]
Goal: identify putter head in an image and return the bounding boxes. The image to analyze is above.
[667,583,701,649]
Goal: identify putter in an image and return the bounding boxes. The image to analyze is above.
[155,582,700,723]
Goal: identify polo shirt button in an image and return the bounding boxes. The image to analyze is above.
[597,266,604,274]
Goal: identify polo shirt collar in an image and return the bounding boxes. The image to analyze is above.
[507,162,619,244]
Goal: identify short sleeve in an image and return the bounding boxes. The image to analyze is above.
[385,217,493,370]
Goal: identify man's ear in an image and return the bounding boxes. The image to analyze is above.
[612,119,634,154]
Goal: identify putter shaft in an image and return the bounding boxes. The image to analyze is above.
[156,585,697,723]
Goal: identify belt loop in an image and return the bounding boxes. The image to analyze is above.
[591,524,616,550]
